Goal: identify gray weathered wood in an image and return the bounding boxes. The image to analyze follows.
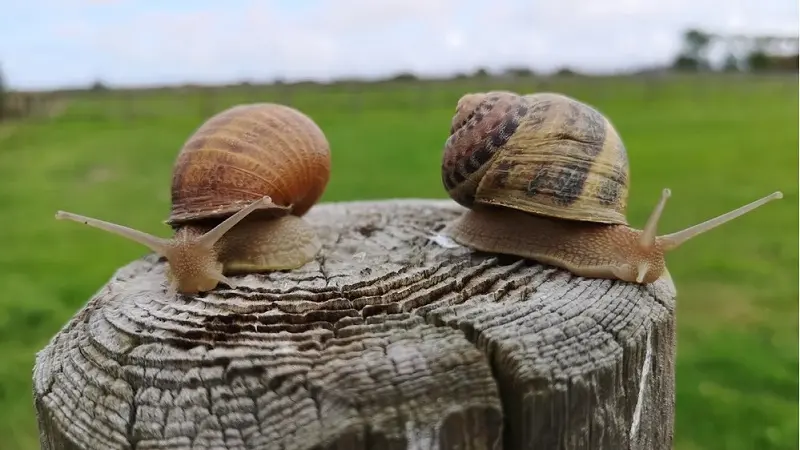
[33,199,676,450]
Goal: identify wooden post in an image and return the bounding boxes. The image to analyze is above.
[33,199,676,450]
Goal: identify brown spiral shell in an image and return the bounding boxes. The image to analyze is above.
[167,103,331,226]
[441,91,630,225]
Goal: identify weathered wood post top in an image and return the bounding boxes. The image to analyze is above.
[34,199,677,450]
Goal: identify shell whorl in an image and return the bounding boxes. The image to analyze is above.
[167,103,331,226]
[442,91,630,225]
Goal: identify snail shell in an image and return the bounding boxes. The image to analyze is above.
[442,91,630,225]
[168,103,331,225]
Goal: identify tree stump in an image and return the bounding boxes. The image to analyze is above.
[33,199,677,450]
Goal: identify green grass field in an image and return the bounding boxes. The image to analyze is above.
[0,75,797,450]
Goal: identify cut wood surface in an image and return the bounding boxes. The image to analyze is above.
[33,199,677,450]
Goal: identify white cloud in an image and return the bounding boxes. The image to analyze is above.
[444,30,464,49]
[306,0,459,32]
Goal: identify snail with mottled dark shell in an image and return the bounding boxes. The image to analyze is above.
[440,91,782,284]
[56,103,331,294]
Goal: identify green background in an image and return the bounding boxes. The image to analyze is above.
[0,75,796,449]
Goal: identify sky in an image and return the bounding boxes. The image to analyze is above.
[2,0,798,90]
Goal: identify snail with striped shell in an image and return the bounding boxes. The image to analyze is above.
[441,91,782,284]
[56,103,331,294]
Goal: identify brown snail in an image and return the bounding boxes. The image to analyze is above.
[56,103,331,294]
[440,91,782,284]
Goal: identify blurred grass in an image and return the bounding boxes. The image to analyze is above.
[0,74,796,450]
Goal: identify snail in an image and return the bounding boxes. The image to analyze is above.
[56,103,331,295]
[440,91,782,285]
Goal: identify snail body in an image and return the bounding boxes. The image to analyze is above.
[56,103,331,294]
[441,91,782,284]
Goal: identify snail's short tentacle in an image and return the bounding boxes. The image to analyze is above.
[635,262,650,283]
[209,270,235,288]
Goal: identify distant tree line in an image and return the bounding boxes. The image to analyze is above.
[672,28,798,72]
[459,28,798,79]
[384,29,797,82]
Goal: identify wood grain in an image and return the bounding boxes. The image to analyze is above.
[33,199,676,450]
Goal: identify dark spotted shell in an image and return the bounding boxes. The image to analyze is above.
[167,103,331,226]
[441,91,630,225]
